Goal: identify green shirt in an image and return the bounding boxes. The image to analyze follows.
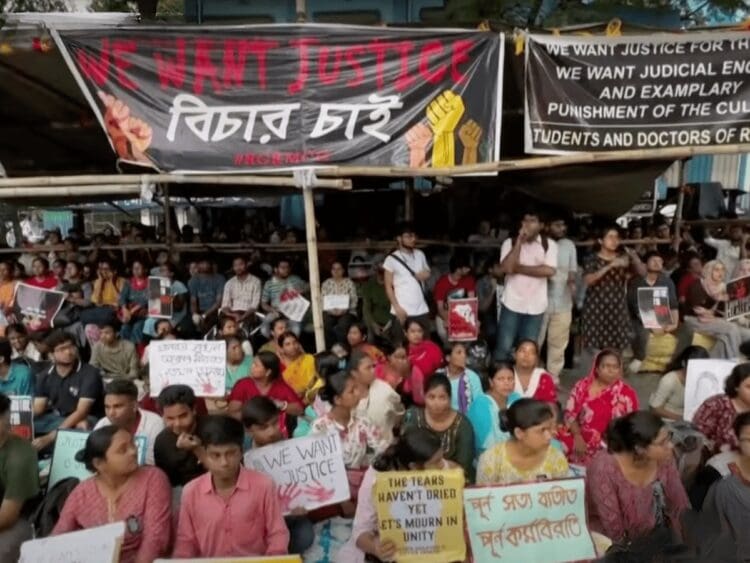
[361,277,391,326]
[0,434,40,505]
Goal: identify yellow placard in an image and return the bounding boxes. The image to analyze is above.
[373,468,466,563]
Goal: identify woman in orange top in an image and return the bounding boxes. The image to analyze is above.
[0,261,16,337]
[81,259,125,344]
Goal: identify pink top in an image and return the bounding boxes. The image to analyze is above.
[52,466,172,563]
[407,340,444,378]
[586,451,689,543]
[693,394,740,455]
[500,236,558,315]
[173,468,289,558]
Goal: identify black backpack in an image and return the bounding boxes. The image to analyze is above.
[29,477,80,538]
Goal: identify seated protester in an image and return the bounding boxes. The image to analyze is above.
[215,316,252,357]
[322,260,359,347]
[513,339,557,404]
[81,259,124,339]
[260,257,308,337]
[26,257,59,290]
[89,323,139,381]
[224,335,252,395]
[94,380,165,465]
[586,411,689,545]
[188,258,225,332]
[346,322,385,365]
[143,262,189,336]
[118,259,150,344]
[7,323,41,364]
[153,384,207,488]
[0,393,40,562]
[140,319,175,369]
[53,426,172,563]
[258,317,287,355]
[351,350,404,440]
[433,253,476,346]
[375,341,425,408]
[404,318,443,380]
[403,374,475,483]
[173,415,289,558]
[564,350,639,465]
[228,352,303,432]
[0,261,16,338]
[693,363,750,455]
[278,331,320,403]
[336,428,450,563]
[220,256,262,328]
[476,398,568,485]
[0,338,33,396]
[435,343,484,415]
[32,331,104,451]
[467,361,522,457]
[242,397,315,555]
[292,352,342,438]
[650,345,710,422]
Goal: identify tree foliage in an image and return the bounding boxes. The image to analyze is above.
[89,0,181,18]
[1,0,69,12]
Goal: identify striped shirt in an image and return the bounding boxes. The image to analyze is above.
[221,274,262,313]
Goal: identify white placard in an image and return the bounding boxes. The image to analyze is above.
[684,359,737,421]
[149,340,226,397]
[20,521,125,563]
[244,432,349,514]
[323,294,349,312]
[278,293,310,323]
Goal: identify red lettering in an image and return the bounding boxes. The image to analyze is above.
[344,45,365,87]
[257,154,270,165]
[317,46,343,85]
[112,40,137,90]
[75,39,110,87]
[286,152,301,164]
[368,40,389,89]
[271,152,282,166]
[222,39,277,90]
[194,39,222,95]
[451,40,472,83]
[394,40,415,92]
[418,41,447,84]
[154,39,186,89]
[234,154,244,166]
[288,38,318,95]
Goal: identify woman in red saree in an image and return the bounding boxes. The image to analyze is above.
[404,318,443,379]
[564,349,639,465]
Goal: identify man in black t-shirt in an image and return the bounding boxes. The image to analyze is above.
[32,331,104,451]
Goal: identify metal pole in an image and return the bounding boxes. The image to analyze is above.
[302,183,325,352]
[295,0,306,21]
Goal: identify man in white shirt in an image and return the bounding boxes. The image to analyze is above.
[220,256,262,326]
[94,379,164,465]
[705,225,746,277]
[496,210,557,362]
[383,223,431,345]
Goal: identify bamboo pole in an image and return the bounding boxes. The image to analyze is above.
[0,185,143,197]
[302,183,326,353]
[674,159,687,237]
[163,184,172,258]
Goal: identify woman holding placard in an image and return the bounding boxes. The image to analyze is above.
[467,361,521,456]
[53,426,172,563]
[476,398,568,485]
[322,260,358,347]
[278,331,321,404]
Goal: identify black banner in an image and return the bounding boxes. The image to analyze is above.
[54,26,503,172]
[525,33,750,153]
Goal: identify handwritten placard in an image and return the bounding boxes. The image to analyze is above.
[148,276,173,319]
[10,395,33,439]
[13,282,65,332]
[20,521,125,563]
[323,294,349,312]
[637,287,673,329]
[244,432,349,514]
[684,358,737,421]
[448,297,479,341]
[464,478,595,563]
[49,429,148,488]
[374,468,466,563]
[149,339,226,397]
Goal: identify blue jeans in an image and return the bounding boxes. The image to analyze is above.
[285,515,314,555]
[494,305,544,361]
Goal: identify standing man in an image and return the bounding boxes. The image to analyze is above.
[383,223,431,345]
[361,259,391,344]
[495,210,557,361]
[705,225,747,277]
[539,216,577,381]
[220,256,262,328]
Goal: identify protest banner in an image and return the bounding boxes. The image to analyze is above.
[278,290,310,323]
[9,395,33,440]
[464,478,595,562]
[448,297,479,341]
[148,276,173,319]
[374,468,466,563]
[684,358,737,421]
[149,339,226,396]
[54,26,502,173]
[12,282,65,332]
[49,429,148,488]
[637,287,674,329]
[726,274,750,320]
[20,521,125,563]
[161,557,302,562]
[244,432,349,514]
[525,32,750,153]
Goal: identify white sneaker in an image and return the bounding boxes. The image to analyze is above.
[627,359,642,374]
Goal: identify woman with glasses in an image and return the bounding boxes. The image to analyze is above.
[586,411,689,544]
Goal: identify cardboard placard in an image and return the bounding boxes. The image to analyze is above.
[684,358,737,422]
[9,395,33,440]
[374,468,466,563]
[12,282,65,332]
[20,521,125,563]
[148,276,173,319]
[278,290,310,323]
[637,287,674,329]
[464,479,595,562]
[726,274,750,320]
[149,340,226,397]
[448,297,479,341]
[244,433,349,514]
[322,294,349,312]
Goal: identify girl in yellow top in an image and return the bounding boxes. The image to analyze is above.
[476,398,569,485]
[278,330,320,403]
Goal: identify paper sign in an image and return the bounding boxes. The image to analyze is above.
[637,287,673,329]
[244,433,349,514]
[323,294,349,312]
[9,395,33,440]
[49,429,148,488]
[160,557,302,562]
[464,479,595,563]
[12,282,65,332]
[148,276,173,319]
[278,290,310,323]
[726,275,750,320]
[20,521,125,563]
[684,359,737,421]
[374,468,466,563]
[149,340,226,397]
[448,297,479,341]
